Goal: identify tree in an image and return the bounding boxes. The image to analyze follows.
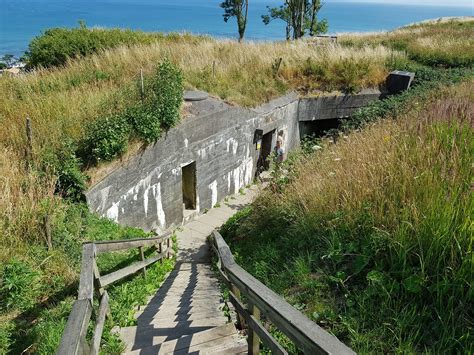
[1,54,16,68]
[220,0,249,42]
[262,0,328,40]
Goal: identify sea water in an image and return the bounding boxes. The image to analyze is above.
[0,0,472,56]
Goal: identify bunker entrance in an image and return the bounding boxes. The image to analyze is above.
[182,162,197,211]
[257,130,274,172]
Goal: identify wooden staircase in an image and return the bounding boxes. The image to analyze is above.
[57,185,354,354]
[117,263,246,354]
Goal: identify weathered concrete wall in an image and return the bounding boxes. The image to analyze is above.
[298,88,382,121]
[86,90,381,233]
[86,93,299,233]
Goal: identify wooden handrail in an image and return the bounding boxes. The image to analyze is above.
[211,230,355,355]
[56,233,173,355]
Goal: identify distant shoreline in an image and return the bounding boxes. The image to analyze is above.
[1,0,472,57]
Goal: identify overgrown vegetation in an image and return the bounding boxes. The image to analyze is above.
[340,18,474,68]
[24,23,187,68]
[221,79,473,353]
[0,201,175,354]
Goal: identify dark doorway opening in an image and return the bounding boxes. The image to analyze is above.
[299,119,341,139]
[182,162,197,210]
[257,130,274,173]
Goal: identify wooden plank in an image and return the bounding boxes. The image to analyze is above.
[212,231,354,354]
[139,246,147,278]
[78,243,95,301]
[99,248,168,287]
[94,234,170,253]
[229,292,287,355]
[227,264,355,355]
[248,302,261,355]
[212,231,236,268]
[56,299,92,355]
[91,291,109,355]
[231,284,245,330]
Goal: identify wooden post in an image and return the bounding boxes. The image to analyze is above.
[166,238,171,258]
[232,285,245,330]
[157,241,163,262]
[248,302,261,355]
[139,246,147,278]
[140,69,145,99]
[43,214,52,251]
[212,60,216,79]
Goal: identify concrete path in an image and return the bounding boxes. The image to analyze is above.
[118,185,261,354]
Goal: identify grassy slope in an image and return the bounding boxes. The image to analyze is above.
[0,202,175,354]
[221,81,473,352]
[340,18,474,68]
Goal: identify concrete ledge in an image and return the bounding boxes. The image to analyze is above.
[298,89,382,121]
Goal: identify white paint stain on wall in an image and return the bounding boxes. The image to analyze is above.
[143,186,150,216]
[106,202,119,222]
[209,180,218,207]
[152,183,166,228]
[226,138,238,155]
[101,167,163,223]
[232,157,254,193]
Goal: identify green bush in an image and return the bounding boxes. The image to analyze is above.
[76,59,182,165]
[126,104,162,143]
[81,114,131,163]
[24,25,164,68]
[0,259,40,311]
[42,141,88,202]
[151,59,184,129]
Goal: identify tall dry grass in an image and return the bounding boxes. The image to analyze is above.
[234,80,473,352]
[0,37,398,152]
[340,18,474,67]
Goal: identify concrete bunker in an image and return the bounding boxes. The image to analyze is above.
[86,89,387,233]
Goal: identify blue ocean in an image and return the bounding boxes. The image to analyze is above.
[0,0,472,56]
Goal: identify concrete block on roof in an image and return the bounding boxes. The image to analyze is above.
[386,71,415,95]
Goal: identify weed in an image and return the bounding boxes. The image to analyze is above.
[0,259,40,312]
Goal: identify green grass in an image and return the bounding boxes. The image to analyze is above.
[220,80,473,353]
[0,202,175,354]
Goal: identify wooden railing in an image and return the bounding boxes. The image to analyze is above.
[211,230,355,355]
[56,233,173,355]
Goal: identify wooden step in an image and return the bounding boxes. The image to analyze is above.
[135,303,224,319]
[140,314,228,327]
[125,323,246,355]
[137,309,227,323]
[119,322,226,351]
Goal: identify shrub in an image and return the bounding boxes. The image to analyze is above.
[151,59,184,129]
[81,114,131,163]
[0,259,40,311]
[24,25,163,68]
[126,104,162,143]
[42,141,88,202]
